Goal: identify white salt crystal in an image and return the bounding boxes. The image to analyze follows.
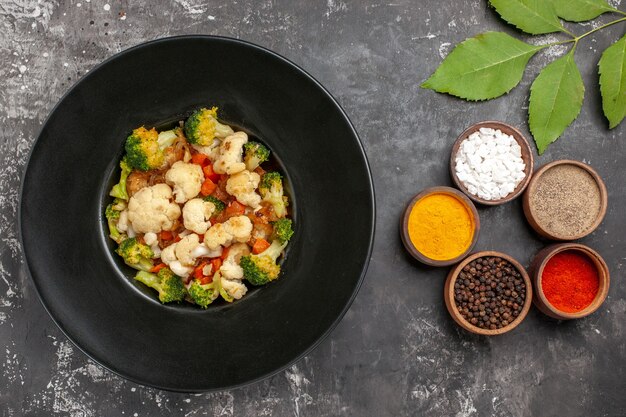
[454,128,526,200]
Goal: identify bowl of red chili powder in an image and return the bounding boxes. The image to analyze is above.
[530,243,610,320]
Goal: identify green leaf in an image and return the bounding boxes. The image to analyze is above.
[599,34,626,129]
[552,0,616,22]
[421,32,543,101]
[489,0,569,35]
[529,49,585,154]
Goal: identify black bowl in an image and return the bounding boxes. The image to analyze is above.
[19,36,375,392]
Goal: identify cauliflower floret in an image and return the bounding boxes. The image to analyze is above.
[220,277,248,300]
[165,161,204,204]
[150,245,161,259]
[191,244,222,259]
[213,132,248,175]
[220,243,250,279]
[143,232,161,258]
[227,215,254,243]
[192,141,221,162]
[143,232,157,246]
[161,243,192,277]
[175,234,201,266]
[170,261,193,278]
[182,198,216,234]
[127,184,181,234]
[226,170,261,209]
[159,236,201,278]
[203,215,253,250]
[160,242,177,264]
[203,223,230,250]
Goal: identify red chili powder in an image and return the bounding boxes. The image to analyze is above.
[541,250,599,313]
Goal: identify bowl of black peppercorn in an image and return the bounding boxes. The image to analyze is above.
[444,251,533,336]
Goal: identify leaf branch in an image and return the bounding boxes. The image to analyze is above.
[572,16,626,41]
[422,1,626,154]
[541,17,626,49]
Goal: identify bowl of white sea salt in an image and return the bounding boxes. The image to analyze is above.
[450,121,534,206]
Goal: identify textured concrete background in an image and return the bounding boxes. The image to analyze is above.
[2,0,626,416]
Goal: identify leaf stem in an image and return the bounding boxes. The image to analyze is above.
[574,17,626,42]
[541,17,626,49]
[545,39,575,47]
[562,28,576,38]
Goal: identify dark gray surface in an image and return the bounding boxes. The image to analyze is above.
[1,1,625,416]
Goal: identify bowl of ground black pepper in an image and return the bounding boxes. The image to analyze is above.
[529,243,610,320]
[444,251,532,335]
[523,160,608,240]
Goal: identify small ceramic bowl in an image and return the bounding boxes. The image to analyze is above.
[444,251,533,336]
[450,121,534,206]
[522,160,608,241]
[528,243,610,320]
[400,186,480,267]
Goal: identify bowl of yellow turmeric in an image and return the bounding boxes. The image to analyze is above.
[400,186,480,267]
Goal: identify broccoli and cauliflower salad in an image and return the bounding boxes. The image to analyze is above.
[105,107,294,307]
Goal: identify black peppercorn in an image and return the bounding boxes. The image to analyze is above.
[453,256,526,330]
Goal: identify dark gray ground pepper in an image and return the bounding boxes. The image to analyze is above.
[529,164,601,239]
[454,256,526,330]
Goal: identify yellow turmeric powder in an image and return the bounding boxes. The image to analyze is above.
[407,193,474,261]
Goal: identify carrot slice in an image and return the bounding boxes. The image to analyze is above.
[198,275,213,285]
[252,238,271,254]
[202,164,220,182]
[224,201,245,217]
[210,258,222,273]
[191,153,208,166]
[200,178,217,196]
[150,263,167,273]
[159,231,173,241]
[194,262,208,280]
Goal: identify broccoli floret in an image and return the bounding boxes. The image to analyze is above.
[116,237,154,271]
[135,268,185,303]
[243,141,270,171]
[184,107,234,146]
[272,218,294,244]
[124,127,164,171]
[110,197,127,211]
[259,172,288,218]
[105,203,126,244]
[202,195,226,213]
[240,240,288,286]
[109,158,132,200]
[188,280,218,308]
